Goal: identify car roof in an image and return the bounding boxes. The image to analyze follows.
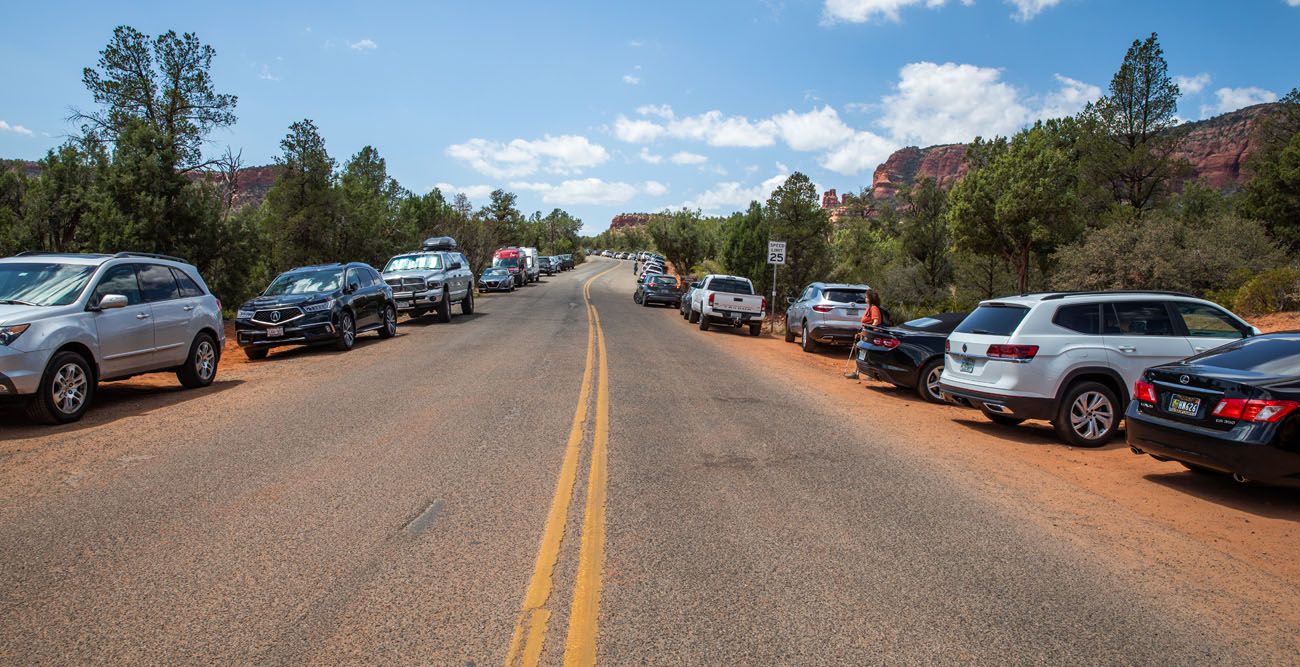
[983,290,1202,306]
[2,251,195,268]
[705,274,749,282]
[811,282,869,290]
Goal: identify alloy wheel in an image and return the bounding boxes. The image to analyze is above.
[1069,391,1114,441]
[52,362,88,415]
[925,365,943,401]
[386,307,397,334]
[342,316,355,346]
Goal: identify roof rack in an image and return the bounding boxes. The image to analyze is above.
[13,250,112,258]
[113,251,189,263]
[1039,290,1195,301]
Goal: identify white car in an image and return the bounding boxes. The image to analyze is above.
[939,291,1257,447]
[688,274,766,336]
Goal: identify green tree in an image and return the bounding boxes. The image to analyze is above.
[264,119,338,269]
[766,172,831,304]
[480,189,523,245]
[646,208,713,274]
[1240,89,1300,249]
[337,145,410,266]
[722,202,770,294]
[896,178,952,294]
[22,140,109,252]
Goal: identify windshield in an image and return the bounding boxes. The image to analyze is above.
[384,254,442,272]
[264,269,343,296]
[0,262,97,306]
[823,289,866,304]
[493,257,519,268]
[709,278,753,295]
[484,269,509,276]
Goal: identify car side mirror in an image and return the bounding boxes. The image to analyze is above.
[95,294,129,311]
[347,281,360,294]
[786,297,795,305]
[449,261,463,270]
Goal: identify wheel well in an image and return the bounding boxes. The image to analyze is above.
[54,342,100,382]
[1060,370,1127,406]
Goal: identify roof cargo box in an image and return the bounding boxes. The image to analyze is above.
[422,236,458,251]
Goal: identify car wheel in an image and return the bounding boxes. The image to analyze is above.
[698,314,710,331]
[335,311,356,351]
[1055,381,1119,447]
[25,351,95,424]
[784,321,795,343]
[642,295,651,307]
[461,289,475,315]
[916,359,945,404]
[435,290,452,323]
[749,323,762,336]
[379,304,398,339]
[986,413,1026,427]
[801,323,817,353]
[177,332,219,388]
[244,347,268,360]
[688,309,699,324]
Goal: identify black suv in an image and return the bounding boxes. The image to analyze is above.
[235,262,397,359]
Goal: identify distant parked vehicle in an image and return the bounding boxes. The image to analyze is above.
[539,256,557,276]
[0,252,224,424]
[521,247,540,283]
[381,236,474,322]
[493,248,527,287]
[690,274,766,336]
[478,267,516,292]
[635,274,682,308]
[680,281,701,320]
[940,291,1257,447]
[856,312,970,403]
[784,282,870,352]
[236,262,396,360]
[558,254,575,271]
[1128,332,1300,486]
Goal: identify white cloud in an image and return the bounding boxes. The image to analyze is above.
[0,120,34,137]
[1287,0,1300,6]
[1039,74,1101,119]
[639,147,663,164]
[446,135,609,179]
[1005,0,1061,21]
[1174,73,1212,96]
[771,106,856,151]
[613,115,667,143]
[510,178,663,205]
[822,0,964,23]
[614,110,777,147]
[628,39,646,47]
[820,131,898,175]
[348,38,378,51]
[670,151,708,165]
[258,64,280,82]
[637,104,675,119]
[433,183,494,201]
[1202,86,1279,118]
[879,61,1030,145]
[622,74,640,85]
[684,172,791,211]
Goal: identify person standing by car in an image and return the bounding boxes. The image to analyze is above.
[845,289,884,379]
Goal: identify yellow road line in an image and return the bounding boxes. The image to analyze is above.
[563,303,611,667]
[505,263,618,667]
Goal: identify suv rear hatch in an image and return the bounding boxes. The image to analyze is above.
[815,288,867,328]
[945,303,1033,387]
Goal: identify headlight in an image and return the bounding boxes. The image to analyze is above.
[0,324,30,346]
[302,299,335,313]
[426,280,443,290]
[236,309,254,320]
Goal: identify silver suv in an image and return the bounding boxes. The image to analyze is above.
[0,252,225,424]
[381,237,475,322]
[784,282,870,353]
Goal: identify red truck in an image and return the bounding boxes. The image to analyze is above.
[492,248,527,287]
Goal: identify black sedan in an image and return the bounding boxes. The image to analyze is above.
[854,312,969,403]
[478,267,516,292]
[1128,332,1300,486]
[634,274,681,308]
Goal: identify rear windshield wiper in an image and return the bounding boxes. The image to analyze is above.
[968,329,1000,335]
[0,299,37,306]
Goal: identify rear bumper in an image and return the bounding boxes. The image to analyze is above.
[809,325,859,345]
[856,347,917,387]
[702,309,763,325]
[643,293,681,305]
[1126,405,1300,486]
[940,383,1056,421]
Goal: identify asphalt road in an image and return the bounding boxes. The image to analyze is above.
[0,257,1293,664]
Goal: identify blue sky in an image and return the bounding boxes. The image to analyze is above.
[2,0,1298,233]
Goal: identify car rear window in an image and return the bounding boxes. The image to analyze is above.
[823,289,866,304]
[650,277,678,287]
[1191,336,1300,374]
[708,278,753,295]
[954,304,1030,336]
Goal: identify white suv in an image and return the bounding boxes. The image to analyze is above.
[939,291,1257,447]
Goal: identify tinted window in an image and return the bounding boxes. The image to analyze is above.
[92,264,143,306]
[265,269,343,295]
[0,262,96,307]
[823,289,866,304]
[954,304,1030,336]
[137,264,180,302]
[1053,304,1101,335]
[1106,301,1175,336]
[171,268,205,298]
[1175,303,1247,339]
[708,278,754,295]
[1193,336,1300,374]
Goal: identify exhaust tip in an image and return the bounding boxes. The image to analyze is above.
[1130,446,1143,455]
[1233,473,1250,484]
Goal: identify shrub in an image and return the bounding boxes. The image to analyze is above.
[1232,267,1300,315]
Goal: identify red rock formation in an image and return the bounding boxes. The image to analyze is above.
[610,213,651,231]
[871,144,967,200]
[821,189,841,209]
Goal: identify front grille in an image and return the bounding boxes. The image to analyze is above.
[386,277,425,293]
[251,307,304,326]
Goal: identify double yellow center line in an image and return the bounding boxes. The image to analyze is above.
[505,263,617,667]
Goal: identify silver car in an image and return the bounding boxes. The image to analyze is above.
[0,252,225,423]
[784,282,870,352]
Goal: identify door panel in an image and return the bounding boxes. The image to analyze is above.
[138,264,192,366]
[1173,302,1249,355]
[1102,302,1195,389]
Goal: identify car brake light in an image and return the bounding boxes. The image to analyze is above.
[986,344,1038,360]
[945,340,950,352]
[811,304,834,313]
[871,336,900,349]
[760,297,767,312]
[1134,378,1158,403]
[708,293,715,306]
[1213,398,1300,423]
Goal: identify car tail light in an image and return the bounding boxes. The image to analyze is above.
[760,297,767,312]
[945,340,950,352]
[1213,398,1300,423]
[987,344,1039,360]
[871,336,900,349]
[708,293,715,306]
[1134,378,1158,403]
[811,304,834,313]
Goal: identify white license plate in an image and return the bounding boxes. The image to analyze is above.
[1168,394,1201,416]
[398,300,411,308]
[266,326,284,338]
[858,350,867,361]
[959,358,975,373]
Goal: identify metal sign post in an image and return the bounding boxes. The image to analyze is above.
[767,241,786,333]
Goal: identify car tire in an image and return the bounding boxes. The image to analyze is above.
[378,304,398,339]
[698,314,710,331]
[25,350,95,425]
[461,289,475,315]
[749,323,761,336]
[986,413,1026,427]
[916,359,945,404]
[642,295,651,307]
[801,323,817,353]
[244,347,268,360]
[1054,381,1120,447]
[435,290,452,323]
[335,311,356,351]
[177,332,219,389]
[784,322,795,343]
[688,309,699,324]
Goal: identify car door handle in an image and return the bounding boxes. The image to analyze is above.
[1117,345,1136,353]
[136,313,151,320]
[183,305,195,312]
[1194,346,1209,353]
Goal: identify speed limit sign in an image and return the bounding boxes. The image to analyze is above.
[767,241,786,265]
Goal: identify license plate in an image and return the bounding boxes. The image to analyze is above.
[959,358,975,373]
[266,326,284,338]
[1168,394,1201,416]
[857,349,867,361]
[398,300,411,308]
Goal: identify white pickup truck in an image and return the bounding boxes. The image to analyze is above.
[689,274,766,336]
